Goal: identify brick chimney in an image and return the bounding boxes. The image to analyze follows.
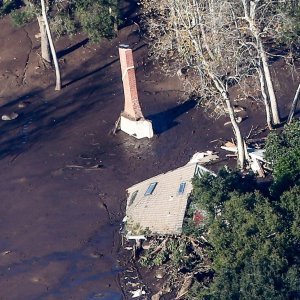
[119,45,144,120]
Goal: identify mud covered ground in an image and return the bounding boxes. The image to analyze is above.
[0,1,299,299]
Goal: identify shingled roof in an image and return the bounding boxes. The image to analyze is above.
[125,162,212,238]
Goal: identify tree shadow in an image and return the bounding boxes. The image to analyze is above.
[63,43,146,88]
[147,99,197,134]
[118,0,140,29]
[0,73,121,162]
[281,108,300,123]
[57,38,89,59]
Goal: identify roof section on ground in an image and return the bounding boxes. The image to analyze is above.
[125,162,211,236]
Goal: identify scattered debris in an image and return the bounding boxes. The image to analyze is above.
[224,105,246,113]
[110,116,121,135]
[151,284,171,300]
[176,275,193,299]
[221,142,269,177]
[2,112,18,121]
[18,101,31,108]
[250,157,265,177]
[188,151,219,164]
[224,116,243,126]
[151,291,163,300]
[130,288,146,298]
[65,164,103,170]
[221,141,237,152]
[155,270,164,279]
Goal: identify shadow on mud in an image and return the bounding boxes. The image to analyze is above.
[148,99,197,134]
[57,38,89,59]
[0,73,120,161]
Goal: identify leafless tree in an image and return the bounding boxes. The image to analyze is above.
[40,0,61,90]
[142,0,261,167]
[287,83,300,124]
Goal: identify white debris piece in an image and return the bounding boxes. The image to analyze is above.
[188,151,219,164]
[2,112,18,121]
[130,288,146,298]
[248,148,266,162]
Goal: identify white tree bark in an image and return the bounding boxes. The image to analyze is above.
[258,66,273,129]
[258,39,280,124]
[37,16,51,63]
[40,0,61,90]
[242,0,280,125]
[287,83,300,124]
[224,95,246,168]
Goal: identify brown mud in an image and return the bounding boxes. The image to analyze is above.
[0,2,299,299]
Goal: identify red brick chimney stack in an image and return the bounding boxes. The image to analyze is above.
[119,45,144,121]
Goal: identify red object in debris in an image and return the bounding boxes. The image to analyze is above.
[193,210,204,226]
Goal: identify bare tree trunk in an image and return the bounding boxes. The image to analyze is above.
[223,94,246,168]
[258,39,280,125]
[208,72,247,168]
[37,16,51,63]
[258,66,273,129]
[287,83,300,124]
[242,0,280,125]
[40,0,61,90]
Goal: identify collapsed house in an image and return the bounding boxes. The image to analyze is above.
[123,152,217,241]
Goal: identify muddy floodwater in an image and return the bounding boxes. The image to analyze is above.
[0,7,298,299]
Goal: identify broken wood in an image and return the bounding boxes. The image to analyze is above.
[112,115,121,135]
[226,154,237,157]
[175,275,193,299]
[150,238,168,256]
[250,158,265,177]
[65,164,103,170]
[287,82,300,124]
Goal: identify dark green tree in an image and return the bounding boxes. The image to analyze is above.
[265,120,300,195]
[6,0,119,61]
[188,143,300,299]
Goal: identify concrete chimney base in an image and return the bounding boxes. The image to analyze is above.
[120,114,154,139]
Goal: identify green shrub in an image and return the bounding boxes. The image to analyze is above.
[10,7,35,26]
[0,0,22,17]
[265,120,300,195]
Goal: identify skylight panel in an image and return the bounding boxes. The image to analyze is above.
[144,182,157,196]
[128,190,138,206]
[178,182,186,194]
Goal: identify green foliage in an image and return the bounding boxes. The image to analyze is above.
[183,169,257,236]
[139,238,202,270]
[278,4,300,46]
[277,185,300,248]
[51,12,77,38]
[187,156,300,299]
[265,120,300,195]
[0,0,22,17]
[75,0,119,43]
[10,6,35,26]
[6,0,119,43]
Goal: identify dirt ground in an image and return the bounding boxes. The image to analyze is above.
[0,2,299,299]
